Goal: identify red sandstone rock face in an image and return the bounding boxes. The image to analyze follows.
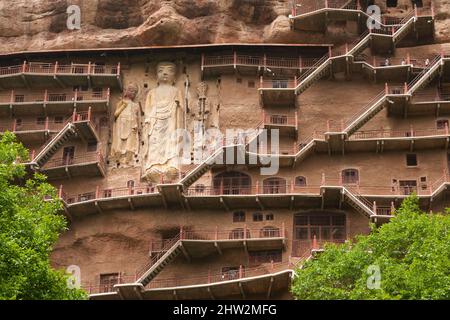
[0,0,448,53]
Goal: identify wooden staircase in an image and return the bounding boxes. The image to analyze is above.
[136,235,182,287]
[342,186,374,218]
[33,123,76,167]
[292,12,417,96]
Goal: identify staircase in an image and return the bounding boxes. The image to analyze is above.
[31,111,98,168]
[180,147,224,189]
[136,235,182,287]
[292,10,416,96]
[342,186,374,218]
[178,124,263,189]
[294,135,317,162]
[407,55,442,94]
[33,123,76,167]
[343,91,387,136]
[392,11,416,43]
[294,55,331,95]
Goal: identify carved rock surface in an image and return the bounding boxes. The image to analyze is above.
[0,0,448,53]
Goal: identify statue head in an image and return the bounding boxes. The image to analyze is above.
[156,61,177,85]
[124,83,139,100]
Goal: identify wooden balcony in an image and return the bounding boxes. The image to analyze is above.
[408,92,450,116]
[290,0,362,31]
[0,118,64,144]
[0,88,110,116]
[88,262,294,300]
[290,0,434,42]
[346,127,449,153]
[262,111,298,136]
[354,55,433,82]
[183,184,322,210]
[0,62,122,89]
[201,52,320,77]
[59,185,162,218]
[258,77,297,107]
[40,152,106,180]
[149,225,287,259]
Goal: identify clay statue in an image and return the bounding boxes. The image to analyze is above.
[142,62,184,182]
[110,83,141,166]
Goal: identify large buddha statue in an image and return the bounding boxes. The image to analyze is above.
[141,62,184,182]
[110,83,140,166]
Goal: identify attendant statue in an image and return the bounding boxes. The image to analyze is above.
[110,83,140,166]
[142,62,184,182]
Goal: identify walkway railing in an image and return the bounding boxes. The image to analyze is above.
[150,224,287,254]
[0,61,120,76]
[0,118,66,133]
[83,261,295,295]
[60,184,158,204]
[0,88,110,104]
[412,92,450,103]
[202,53,321,70]
[146,261,292,289]
[42,151,105,171]
[350,126,448,140]
[263,111,297,127]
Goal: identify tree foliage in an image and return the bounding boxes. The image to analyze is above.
[0,132,86,299]
[291,195,450,299]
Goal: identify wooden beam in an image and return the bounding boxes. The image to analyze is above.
[184,198,191,211]
[128,198,135,210]
[267,276,274,299]
[214,241,222,255]
[220,197,229,211]
[180,243,191,262]
[94,201,103,215]
[207,287,215,300]
[238,282,246,299]
[256,196,265,210]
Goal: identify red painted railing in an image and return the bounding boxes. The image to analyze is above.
[83,260,295,294]
[259,78,298,89]
[202,53,321,70]
[150,224,287,254]
[350,126,448,140]
[61,185,158,204]
[145,261,292,289]
[0,88,109,104]
[263,111,297,127]
[0,62,120,76]
[42,151,105,170]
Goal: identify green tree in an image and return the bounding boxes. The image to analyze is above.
[291,195,450,299]
[0,132,87,300]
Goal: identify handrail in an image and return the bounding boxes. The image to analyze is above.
[135,233,181,281]
[42,151,104,170]
[0,62,120,76]
[350,127,448,140]
[407,55,441,93]
[145,261,292,289]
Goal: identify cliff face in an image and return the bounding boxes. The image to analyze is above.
[0,0,448,54]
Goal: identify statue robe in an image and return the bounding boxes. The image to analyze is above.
[142,85,183,181]
[111,98,140,163]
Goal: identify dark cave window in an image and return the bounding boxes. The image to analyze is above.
[386,0,398,7]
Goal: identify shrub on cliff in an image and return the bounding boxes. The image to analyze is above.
[291,195,450,300]
[0,132,86,300]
